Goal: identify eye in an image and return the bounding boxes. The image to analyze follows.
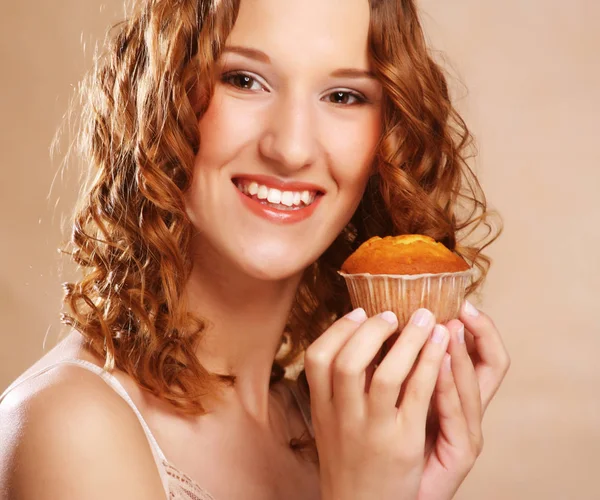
[325,90,367,106]
[222,71,266,92]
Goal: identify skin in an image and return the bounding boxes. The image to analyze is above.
[0,0,509,498]
[307,304,510,500]
[183,0,381,421]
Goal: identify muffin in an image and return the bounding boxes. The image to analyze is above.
[339,235,472,331]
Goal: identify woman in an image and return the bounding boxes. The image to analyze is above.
[0,0,509,498]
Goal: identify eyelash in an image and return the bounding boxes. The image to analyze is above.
[221,71,369,106]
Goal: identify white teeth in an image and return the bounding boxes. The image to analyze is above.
[267,188,282,204]
[257,185,269,200]
[300,191,311,205]
[281,191,294,207]
[236,179,319,207]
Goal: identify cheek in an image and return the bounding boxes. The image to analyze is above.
[195,90,260,166]
[326,113,380,194]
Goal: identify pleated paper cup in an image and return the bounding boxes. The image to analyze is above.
[339,269,473,331]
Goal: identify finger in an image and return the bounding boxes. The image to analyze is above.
[395,322,450,428]
[434,354,471,449]
[460,301,507,368]
[332,311,400,414]
[446,320,483,447]
[367,308,437,419]
[304,308,368,402]
[460,301,511,411]
[464,328,477,357]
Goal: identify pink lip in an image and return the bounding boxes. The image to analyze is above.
[233,183,323,224]
[232,174,326,194]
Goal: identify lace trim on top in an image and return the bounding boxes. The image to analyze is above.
[165,462,217,500]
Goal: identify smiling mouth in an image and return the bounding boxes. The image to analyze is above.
[232,178,322,211]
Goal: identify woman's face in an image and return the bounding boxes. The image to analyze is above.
[186,0,382,280]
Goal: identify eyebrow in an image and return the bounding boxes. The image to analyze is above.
[222,45,377,80]
[222,46,271,63]
[330,68,376,80]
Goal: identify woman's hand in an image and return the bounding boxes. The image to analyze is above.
[418,301,510,500]
[305,307,449,500]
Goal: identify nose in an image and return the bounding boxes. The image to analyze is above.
[258,92,319,172]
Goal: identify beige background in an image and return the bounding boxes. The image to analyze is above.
[1,1,599,498]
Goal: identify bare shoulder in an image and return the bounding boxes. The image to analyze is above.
[0,364,166,500]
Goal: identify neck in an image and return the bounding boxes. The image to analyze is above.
[185,246,303,426]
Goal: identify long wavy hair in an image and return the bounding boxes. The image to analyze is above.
[62,0,500,459]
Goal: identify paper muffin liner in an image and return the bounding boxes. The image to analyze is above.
[339,269,474,331]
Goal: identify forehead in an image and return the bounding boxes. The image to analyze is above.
[225,0,372,71]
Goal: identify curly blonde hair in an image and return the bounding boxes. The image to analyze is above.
[62,0,500,453]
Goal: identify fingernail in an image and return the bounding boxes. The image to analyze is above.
[457,324,465,343]
[431,324,448,344]
[345,308,367,323]
[379,311,398,325]
[411,308,433,327]
[464,300,480,318]
[443,353,452,372]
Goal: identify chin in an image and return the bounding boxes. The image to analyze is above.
[234,245,315,282]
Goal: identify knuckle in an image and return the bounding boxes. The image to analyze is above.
[494,351,511,379]
[332,358,359,379]
[455,446,478,470]
[474,434,485,456]
[304,347,329,372]
[468,442,480,463]
[503,352,512,372]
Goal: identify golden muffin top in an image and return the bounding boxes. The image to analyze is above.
[340,235,470,275]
